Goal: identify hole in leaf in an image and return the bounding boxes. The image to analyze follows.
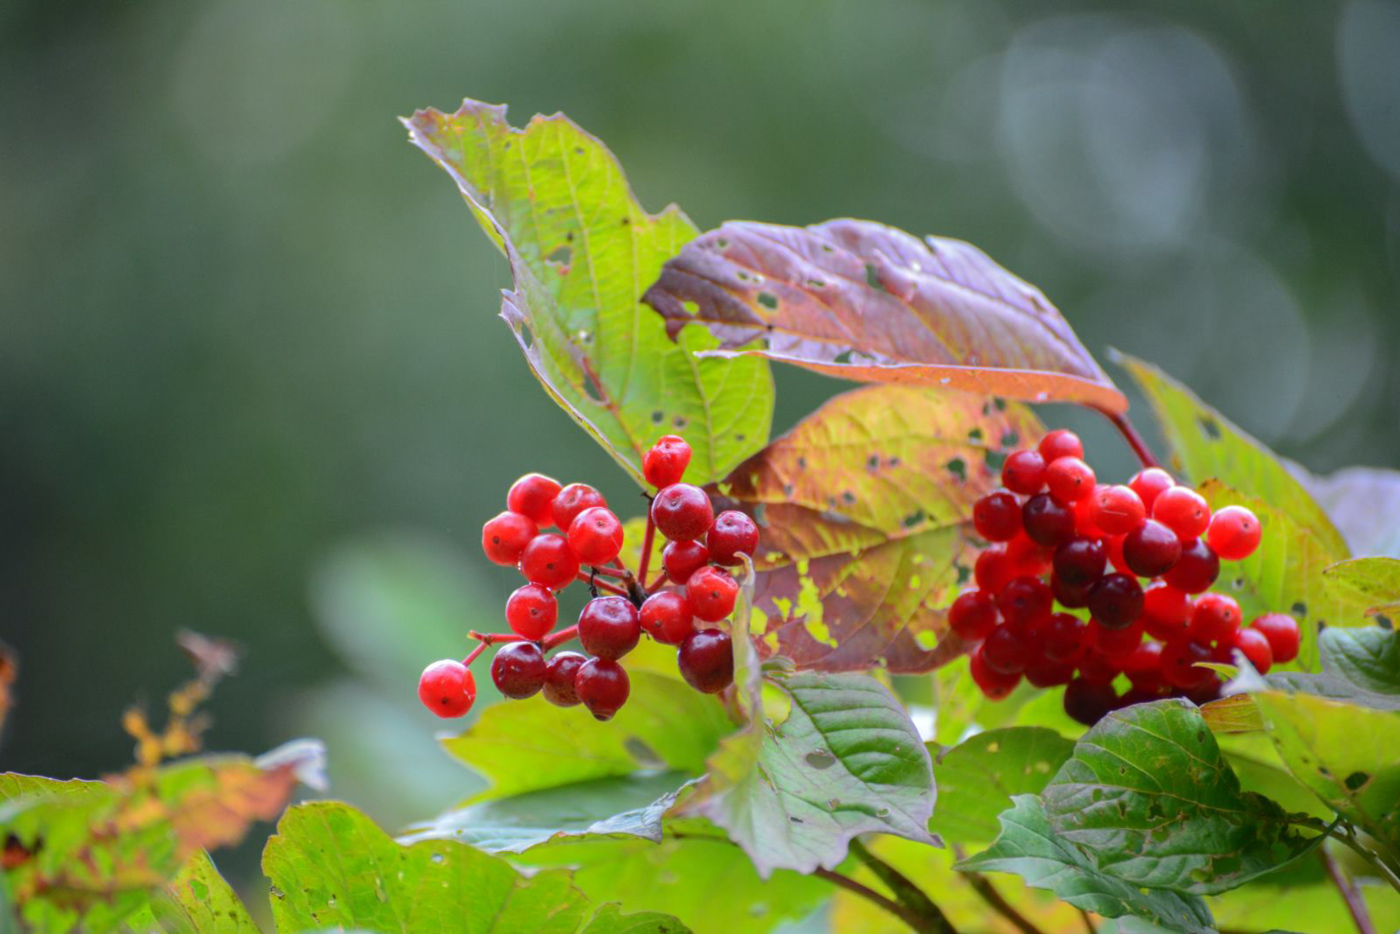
[1000,430,1019,448]
[546,245,572,266]
[807,278,825,288]
[717,238,729,248]
[842,491,856,504]
[864,263,884,291]
[946,458,967,482]
[888,456,901,468]
[902,509,926,529]
[968,428,984,442]
[1199,417,1221,440]
[520,325,535,348]
[867,454,880,472]
[1291,602,1307,617]
[796,457,808,471]
[1344,771,1370,791]
[993,398,1007,411]
[757,292,779,310]
[833,350,853,364]
[955,564,971,585]
[1376,614,1392,630]
[984,449,1007,471]
[673,416,688,428]
[651,410,665,424]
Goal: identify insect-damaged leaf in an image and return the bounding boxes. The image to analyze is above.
[643,219,1126,413]
[404,100,773,487]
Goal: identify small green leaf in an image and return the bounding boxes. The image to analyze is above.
[930,726,1074,844]
[956,796,1215,933]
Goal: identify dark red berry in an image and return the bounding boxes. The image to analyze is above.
[576,658,629,720]
[1128,468,1174,512]
[418,659,476,718]
[1090,484,1146,536]
[975,545,1016,594]
[949,590,998,641]
[651,483,714,542]
[491,642,547,699]
[1153,486,1211,540]
[1001,450,1047,495]
[970,646,1021,699]
[1045,457,1096,504]
[1231,627,1274,673]
[567,507,625,566]
[519,534,580,590]
[1250,614,1301,664]
[1063,677,1116,726]
[973,490,1023,542]
[1042,613,1089,663]
[505,583,558,640]
[640,591,694,645]
[1077,650,1120,686]
[1022,494,1076,547]
[678,629,734,694]
[1122,640,1165,692]
[1051,574,1092,609]
[1025,655,1075,688]
[1122,519,1182,578]
[543,651,586,706]
[1115,686,1166,710]
[1163,538,1220,594]
[687,566,739,622]
[997,576,1053,632]
[578,596,642,660]
[643,434,692,489]
[663,539,710,584]
[1091,618,1144,660]
[1142,582,1192,642]
[1053,536,1107,587]
[1038,429,1084,463]
[982,624,1032,675]
[1088,573,1143,630]
[1208,505,1261,561]
[708,510,760,565]
[507,473,562,527]
[1190,593,1241,644]
[1186,673,1223,706]
[482,511,538,566]
[552,483,607,532]
[1159,639,1214,691]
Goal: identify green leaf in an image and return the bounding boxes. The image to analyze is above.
[1041,699,1321,895]
[930,726,1074,844]
[580,903,694,934]
[1318,625,1400,695]
[680,671,937,877]
[1302,465,1400,559]
[1324,556,1400,618]
[404,100,773,486]
[1118,353,1348,558]
[119,852,259,934]
[956,796,1215,933]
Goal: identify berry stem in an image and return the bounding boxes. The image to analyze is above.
[811,867,955,934]
[646,570,669,592]
[1096,407,1161,470]
[542,624,579,650]
[588,564,634,581]
[1320,847,1377,934]
[575,572,628,596]
[461,642,490,667]
[637,514,657,585]
[466,630,526,646]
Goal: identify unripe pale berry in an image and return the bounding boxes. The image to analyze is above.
[507,473,562,527]
[418,659,476,718]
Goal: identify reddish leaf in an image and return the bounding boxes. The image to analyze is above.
[644,219,1126,413]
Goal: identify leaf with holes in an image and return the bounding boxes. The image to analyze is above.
[118,852,259,934]
[1301,466,1400,560]
[930,726,1074,844]
[1041,699,1322,895]
[679,671,937,878]
[715,383,1041,672]
[642,219,1126,412]
[1324,556,1400,619]
[404,101,773,486]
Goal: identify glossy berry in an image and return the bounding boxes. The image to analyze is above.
[973,490,1023,542]
[651,483,714,542]
[552,483,607,532]
[982,625,1032,675]
[1128,468,1175,512]
[1001,450,1047,495]
[1006,534,1054,576]
[1122,640,1166,692]
[970,646,1021,700]
[1142,582,1192,642]
[1022,494,1076,547]
[418,659,476,718]
[1122,519,1182,578]
[1025,656,1076,688]
[1104,534,1131,575]
[663,539,710,584]
[578,596,641,660]
[543,651,586,706]
[567,506,625,566]
[1063,677,1116,726]
[1090,484,1147,536]
[1038,429,1084,463]
[1045,457,1096,504]
[482,511,538,566]
[640,591,694,645]
[576,658,630,721]
[491,642,546,699]
[643,435,692,489]
[1088,573,1143,630]
[507,473,562,526]
[687,566,739,622]
[678,629,735,694]
[1051,574,1092,609]
[949,590,999,641]
[997,576,1053,632]
[1077,650,1120,687]
[1250,613,1301,664]
[1159,639,1214,691]
[709,510,760,565]
[1153,486,1211,540]
[1208,505,1262,561]
[1053,536,1107,587]
[1231,627,1274,673]
[1191,593,1241,643]
[1090,618,1144,660]
[1042,613,1089,663]
[519,534,579,590]
[1163,538,1220,594]
[974,545,1016,595]
[505,583,558,640]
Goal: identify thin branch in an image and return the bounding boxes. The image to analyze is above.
[812,867,954,934]
[1095,407,1160,470]
[575,572,628,596]
[1077,909,1097,934]
[1323,822,1400,894]
[949,844,1046,934]
[542,624,579,651]
[1321,847,1376,934]
[588,564,634,581]
[849,839,957,929]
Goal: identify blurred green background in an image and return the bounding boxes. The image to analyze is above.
[2,0,1398,876]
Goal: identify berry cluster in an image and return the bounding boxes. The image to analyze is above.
[951,429,1300,726]
[417,436,758,722]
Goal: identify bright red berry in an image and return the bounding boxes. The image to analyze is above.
[1063,677,1116,726]
[576,658,629,721]
[1091,618,1144,660]
[970,645,1021,700]
[1231,627,1274,673]
[1022,494,1076,547]
[973,490,1024,542]
[1128,468,1175,512]
[1191,593,1241,643]
[651,483,714,542]
[1090,484,1146,535]
[708,510,760,565]
[1104,534,1131,575]
[997,576,1053,632]
[975,545,1016,594]
[640,591,695,645]
[643,435,692,489]
[552,483,607,532]
[491,642,546,699]
[507,473,562,526]
[1250,613,1301,664]
[1207,505,1262,561]
[519,533,579,590]
[543,651,586,706]
[1045,457,1096,505]
[687,566,739,622]
[1025,655,1076,688]
[1001,450,1047,495]
[1073,492,1104,538]
[578,596,642,660]
[418,659,476,718]
[482,511,538,566]
[505,583,558,640]
[1163,538,1220,594]
[1038,429,1084,463]
[678,629,734,694]
[567,506,625,566]
[1142,582,1192,642]
[1153,486,1211,540]
[1006,534,1053,576]
[1122,519,1182,578]
[663,539,710,584]
[1053,536,1107,588]
[982,624,1032,675]
[1042,613,1089,663]
[949,590,999,641]
[1159,639,1214,691]
[1122,640,1166,692]
[1051,574,1092,609]
[1088,573,1143,630]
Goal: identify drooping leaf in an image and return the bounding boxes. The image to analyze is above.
[930,726,1074,844]
[1300,465,1400,559]
[1041,699,1321,895]
[404,100,773,486]
[1221,627,1400,713]
[1323,556,1400,619]
[956,796,1215,933]
[717,383,1041,672]
[643,219,1126,412]
[679,671,937,878]
[118,852,259,934]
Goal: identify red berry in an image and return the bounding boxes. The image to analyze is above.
[1159,639,1214,691]
[1091,618,1144,660]
[505,583,558,640]
[1128,468,1175,512]
[982,625,1032,675]
[543,651,586,706]
[643,434,692,489]
[1025,655,1076,688]
[949,590,999,641]
[519,533,580,590]
[1022,494,1076,547]
[1077,650,1120,686]
[1063,677,1116,726]
[1116,686,1167,710]
[1163,538,1220,594]
[651,483,714,542]
[1152,486,1211,540]
[640,591,694,645]
[418,659,476,718]
[973,490,1024,542]
[1088,573,1144,630]
[1104,534,1131,575]
[552,483,607,532]
[1038,429,1084,463]
[1250,613,1301,664]
[1053,536,1107,587]
[1208,505,1262,561]
[663,539,710,584]
[1186,673,1223,706]
[1142,582,1192,642]
[678,629,734,693]
[1191,593,1241,643]
[1122,640,1166,692]
[997,576,1053,632]
[578,596,642,660]
[708,510,760,565]
[482,511,538,566]
[1090,484,1147,536]
[975,545,1016,594]
[1006,534,1054,576]
[507,473,562,526]
[1122,519,1182,578]
[1001,450,1047,495]
[687,566,739,622]
[1231,627,1274,673]
[567,506,625,566]
[576,658,630,721]
[1043,613,1089,663]
[1073,493,1105,538]
[1051,574,1092,609]
[491,642,546,699]
[1045,457,1096,505]
[970,646,1021,699]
